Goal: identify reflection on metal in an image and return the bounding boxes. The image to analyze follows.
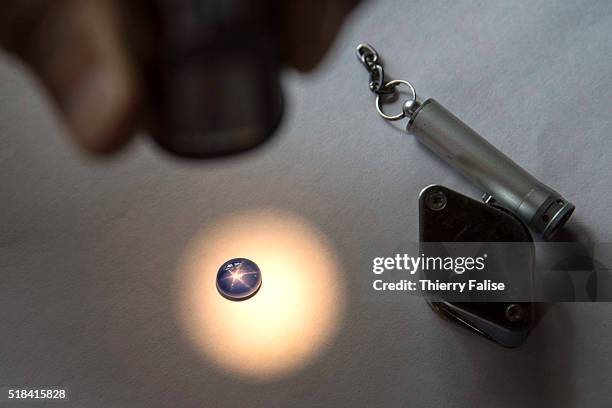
[356,43,575,240]
[176,209,345,381]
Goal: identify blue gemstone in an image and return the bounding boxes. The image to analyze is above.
[216,258,262,301]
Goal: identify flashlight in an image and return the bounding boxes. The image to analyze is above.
[357,43,575,239]
[124,0,283,158]
[405,98,574,239]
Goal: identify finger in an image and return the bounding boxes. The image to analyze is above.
[281,0,361,71]
[1,0,139,154]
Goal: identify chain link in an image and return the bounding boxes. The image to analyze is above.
[356,43,394,95]
[356,43,419,121]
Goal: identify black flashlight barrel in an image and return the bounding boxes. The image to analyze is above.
[148,0,283,158]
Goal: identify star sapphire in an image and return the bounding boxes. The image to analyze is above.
[216,258,262,301]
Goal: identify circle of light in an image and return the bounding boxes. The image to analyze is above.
[175,208,346,381]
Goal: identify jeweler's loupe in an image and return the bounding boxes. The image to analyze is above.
[216,258,262,301]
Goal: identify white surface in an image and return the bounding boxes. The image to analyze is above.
[1,0,611,406]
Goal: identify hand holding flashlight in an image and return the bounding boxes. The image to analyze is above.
[1,0,358,156]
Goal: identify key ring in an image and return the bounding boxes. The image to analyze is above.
[355,41,575,241]
[375,80,416,121]
[356,44,418,122]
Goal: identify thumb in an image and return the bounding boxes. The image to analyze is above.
[1,0,139,154]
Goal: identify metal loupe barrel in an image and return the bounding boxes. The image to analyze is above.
[407,99,575,239]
